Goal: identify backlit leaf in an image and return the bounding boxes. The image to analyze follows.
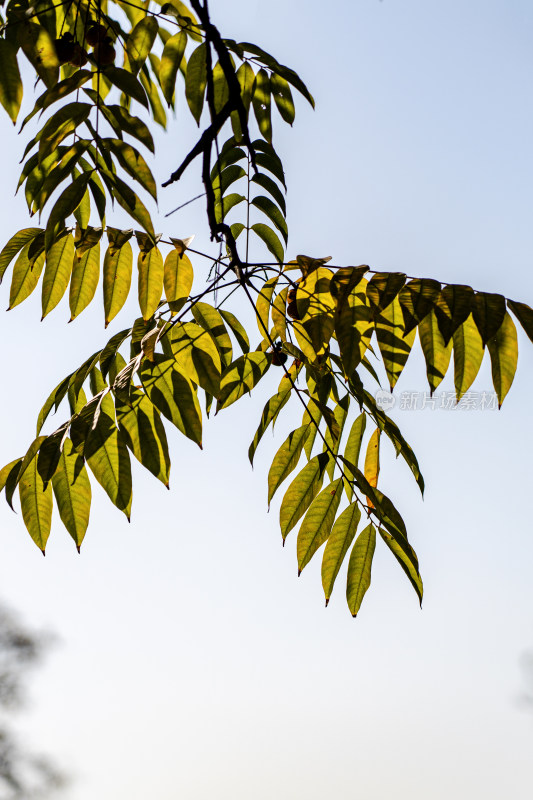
[140,355,202,447]
[19,455,53,553]
[85,412,132,519]
[346,524,376,616]
[0,39,23,124]
[268,425,311,505]
[163,248,193,313]
[217,352,270,410]
[185,42,207,124]
[138,246,164,321]
[279,452,329,540]
[103,240,133,327]
[170,321,222,397]
[375,295,416,390]
[453,313,484,401]
[418,308,453,394]
[116,388,170,486]
[52,438,91,550]
[69,242,100,320]
[41,231,74,318]
[322,502,361,604]
[160,30,187,105]
[379,529,423,606]
[487,311,518,407]
[297,478,342,572]
[126,16,159,75]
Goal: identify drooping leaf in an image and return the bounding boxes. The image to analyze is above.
[342,413,367,501]
[105,139,157,200]
[69,242,100,321]
[140,355,202,447]
[52,438,91,550]
[271,286,288,341]
[138,246,164,321]
[335,277,373,375]
[346,524,376,616]
[191,302,233,368]
[297,478,342,572]
[159,30,187,105]
[103,239,133,327]
[507,299,533,344]
[363,429,380,504]
[126,16,159,75]
[252,68,272,142]
[44,173,92,250]
[323,394,350,480]
[322,502,361,605]
[279,452,329,540]
[219,309,250,353]
[453,313,484,401]
[375,295,416,390]
[8,242,46,310]
[296,267,336,356]
[379,529,423,606]
[217,352,270,409]
[185,42,207,124]
[0,39,23,124]
[0,228,42,284]
[41,231,74,318]
[105,66,149,108]
[472,291,506,346]
[163,248,193,313]
[251,195,288,243]
[399,278,440,335]
[270,73,295,125]
[84,412,132,519]
[251,223,284,264]
[116,388,170,486]
[268,425,311,505]
[487,311,518,407]
[255,275,278,337]
[38,102,91,163]
[418,308,453,394]
[367,272,406,314]
[170,322,222,398]
[434,284,474,344]
[19,455,53,553]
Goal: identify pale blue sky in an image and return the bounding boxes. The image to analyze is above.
[0,1,532,798]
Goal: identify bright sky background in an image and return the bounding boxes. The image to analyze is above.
[0,1,532,798]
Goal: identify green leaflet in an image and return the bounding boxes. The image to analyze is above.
[106,172,155,237]
[38,103,91,163]
[255,275,278,336]
[0,458,22,494]
[251,172,286,214]
[272,287,288,341]
[379,529,423,606]
[8,242,46,310]
[192,302,233,368]
[41,232,74,318]
[52,438,91,550]
[212,60,229,114]
[5,436,46,510]
[116,388,170,487]
[185,42,207,124]
[69,242,100,321]
[126,16,159,75]
[297,478,342,572]
[322,502,361,604]
[418,308,452,394]
[279,452,329,540]
[105,139,157,200]
[138,246,164,321]
[217,352,270,410]
[159,30,187,105]
[342,413,367,501]
[0,39,23,124]
[36,372,73,434]
[99,104,155,152]
[399,278,441,335]
[507,299,533,345]
[270,73,295,125]
[85,411,132,519]
[472,291,506,346]
[297,267,336,356]
[268,424,310,505]
[74,187,91,229]
[254,152,286,189]
[139,68,167,128]
[251,223,284,264]
[375,295,416,390]
[248,385,292,465]
[453,313,484,401]
[19,22,58,89]
[140,354,202,447]
[251,196,288,243]
[19,455,53,554]
[170,322,222,398]
[236,61,255,114]
[323,394,350,480]
[335,278,373,375]
[434,284,473,344]
[252,68,272,142]
[219,309,250,353]
[163,249,193,313]
[0,228,42,284]
[363,428,380,498]
[20,70,92,132]
[487,311,518,407]
[367,272,406,313]
[103,240,133,327]
[44,173,92,250]
[105,66,149,109]
[36,421,69,485]
[346,524,376,616]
